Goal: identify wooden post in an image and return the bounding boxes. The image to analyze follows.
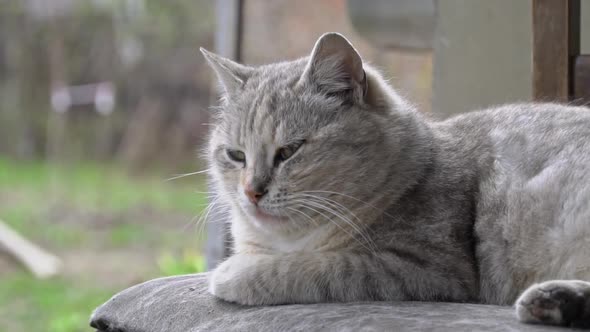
[574,55,590,104]
[205,0,244,271]
[532,0,580,102]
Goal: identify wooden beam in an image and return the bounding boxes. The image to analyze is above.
[0,219,62,279]
[574,55,590,104]
[532,0,580,102]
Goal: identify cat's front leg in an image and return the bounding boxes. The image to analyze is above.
[209,251,476,305]
[208,253,280,305]
[209,253,336,305]
[209,252,378,305]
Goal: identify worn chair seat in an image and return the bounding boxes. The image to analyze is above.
[89,273,564,332]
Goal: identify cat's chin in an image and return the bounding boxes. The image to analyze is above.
[253,209,288,223]
[241,205,288,224]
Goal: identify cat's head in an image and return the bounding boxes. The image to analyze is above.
[202,33,412,238]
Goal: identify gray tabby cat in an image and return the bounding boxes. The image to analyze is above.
[200,33,590,328]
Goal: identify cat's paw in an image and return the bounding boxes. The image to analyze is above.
[208,254,273,306]
[515,280,590,328]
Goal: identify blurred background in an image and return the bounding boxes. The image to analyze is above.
[0,0,589,331]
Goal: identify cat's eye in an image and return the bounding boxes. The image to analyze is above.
[226,149,246,163]
[275,141,304,165]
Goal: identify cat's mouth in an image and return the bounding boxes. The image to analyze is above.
[239,199,289,223]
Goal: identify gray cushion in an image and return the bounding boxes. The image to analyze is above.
[90,273,565,331]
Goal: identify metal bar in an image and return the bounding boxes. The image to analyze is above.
[205,0,244,271]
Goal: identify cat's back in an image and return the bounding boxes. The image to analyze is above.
[436,102,590,146]
[434,103,590,304]
[434,103,590,178]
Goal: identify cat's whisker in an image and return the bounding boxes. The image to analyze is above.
[192,199,222,208]
[299,194,365,228]
[290,199,375,253]
[300,193,380,240]
[195,207,231,237]
[295,198,377,253]
[293,194,370,231]
[196,198,225,232]
[166,169,211,181]
[200,193,236,222]
[197,205,231,237]
[302,190,394,218]
[182,195,223,233]
[286,206,319,228]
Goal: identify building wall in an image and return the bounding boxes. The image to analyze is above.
[433,0,590,118]
[241,0,433,113]
[240,1,590,118]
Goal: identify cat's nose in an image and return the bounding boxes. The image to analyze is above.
[244,184,267,205]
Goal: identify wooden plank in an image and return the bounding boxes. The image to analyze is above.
[205,0,243,271]
[0,219,62,279]
[574,55,590,104]
[532,0,580,102]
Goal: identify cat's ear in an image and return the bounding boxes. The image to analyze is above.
[200,48,252,99]
[301,33,367,102]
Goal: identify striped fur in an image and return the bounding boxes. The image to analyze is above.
[202,33,590,327]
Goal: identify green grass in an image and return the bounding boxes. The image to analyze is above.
[0,273,112,332]
[0,158,208,215]
[157,249,207,276]
[0,157,210,246]
[0,157,209,332]
[109,222,145,247]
